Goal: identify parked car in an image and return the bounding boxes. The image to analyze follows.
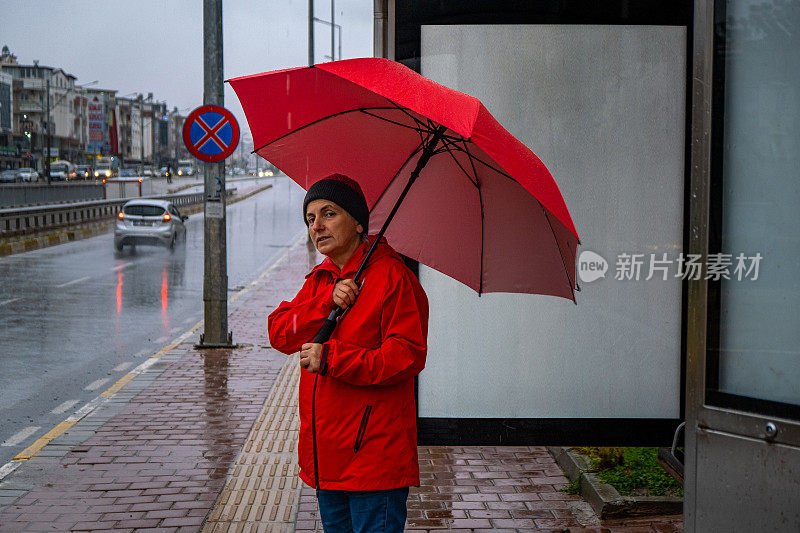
[114,199,188,252]
[143,168,154,177]
[0,169,19,183]
[16,168,39,182]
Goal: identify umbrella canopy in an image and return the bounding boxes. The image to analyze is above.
[229,57,579,301]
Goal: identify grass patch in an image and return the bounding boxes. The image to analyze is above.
[563,476,582,495]
[572,447,683,497]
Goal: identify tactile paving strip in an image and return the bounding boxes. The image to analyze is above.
[203,356,302,532]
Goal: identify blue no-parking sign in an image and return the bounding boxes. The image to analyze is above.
[182,105,240,163]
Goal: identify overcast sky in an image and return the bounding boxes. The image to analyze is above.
[1,0,374,142]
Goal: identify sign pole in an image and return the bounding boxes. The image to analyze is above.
[199,0,233,348]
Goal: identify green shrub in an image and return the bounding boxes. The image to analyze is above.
[572,447,683,497]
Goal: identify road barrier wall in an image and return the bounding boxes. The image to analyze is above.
[0,183,105,208]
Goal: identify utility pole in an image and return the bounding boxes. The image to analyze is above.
[45,77,51,184]
[308,0,315,66]
[198,0,233,347]
[138,94,144,173]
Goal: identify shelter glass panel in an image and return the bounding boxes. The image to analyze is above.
[706,0,800,417]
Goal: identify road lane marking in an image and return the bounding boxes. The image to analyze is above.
[112,262,133,272]
[56,276,91,288]
[113,362,133,372]
[0,460,21,480]
[170,327,181,334]
[51,399,80,414]
[0,298,21,307]
[101,373,137,398]
[68,397,106,422]
[1,426,40,447]
[84,378,110,391]
[14,421,76,460]
[135,349,150,358]
[156,335,169,344]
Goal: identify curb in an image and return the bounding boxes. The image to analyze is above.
[0,184,272,258]
[548,446,683,519]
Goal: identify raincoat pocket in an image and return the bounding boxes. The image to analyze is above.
[353,405,373,453]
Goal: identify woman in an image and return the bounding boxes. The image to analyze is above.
[268,174,429,533]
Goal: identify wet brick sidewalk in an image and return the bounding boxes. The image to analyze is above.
[294,447,682,532]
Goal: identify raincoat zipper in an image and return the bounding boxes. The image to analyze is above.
[312,373,320,490]
[353,405,373,453]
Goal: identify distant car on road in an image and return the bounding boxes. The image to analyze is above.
[16,168,39,182]
[49,161,73,181]
[119,169,137,177]
[176,166,193,177]
[0,169,19,183]
[114,199,188,252]
[72,165,92,180]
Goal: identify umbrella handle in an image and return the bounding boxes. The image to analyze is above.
[313,307,344,344]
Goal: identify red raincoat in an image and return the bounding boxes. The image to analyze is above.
[268,236,429,490]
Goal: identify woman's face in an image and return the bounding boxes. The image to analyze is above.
[306,199,364,267]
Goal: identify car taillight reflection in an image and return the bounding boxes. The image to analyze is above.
[163,213,171,222]
[118,212,124,219]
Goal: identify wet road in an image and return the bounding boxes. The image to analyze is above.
[0,177,307,464]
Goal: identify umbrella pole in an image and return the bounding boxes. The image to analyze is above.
[312,124,447,344]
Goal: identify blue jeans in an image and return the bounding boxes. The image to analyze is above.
[317,487,409,533]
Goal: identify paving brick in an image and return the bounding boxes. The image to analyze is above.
[161,515,206,527]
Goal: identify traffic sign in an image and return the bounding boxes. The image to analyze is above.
[182,105,240,163]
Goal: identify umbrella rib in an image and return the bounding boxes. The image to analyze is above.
[459,139,486,295]
[541,204,577,303]
[380,98,433,142]
[455,136,573,300]
[440,139,478,187]
[368,139,427,217]
[442,140,516,182]
[251,106,401,153]
[358,110,428,136]
[440,138,485,294]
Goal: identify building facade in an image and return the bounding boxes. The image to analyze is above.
[1,46,187,174]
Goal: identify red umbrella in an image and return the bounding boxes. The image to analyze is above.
[229,58,579,337]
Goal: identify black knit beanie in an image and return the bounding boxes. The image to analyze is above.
[303,174,369,233]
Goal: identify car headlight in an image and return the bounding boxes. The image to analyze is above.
[94,171,99,177]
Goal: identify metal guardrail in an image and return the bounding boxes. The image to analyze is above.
[0,190,232,237]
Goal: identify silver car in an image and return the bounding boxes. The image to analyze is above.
[114,199,188,252]
[16,168,39,182]
[0,169,18,183]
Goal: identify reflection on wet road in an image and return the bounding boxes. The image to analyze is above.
[0,177,306,464]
